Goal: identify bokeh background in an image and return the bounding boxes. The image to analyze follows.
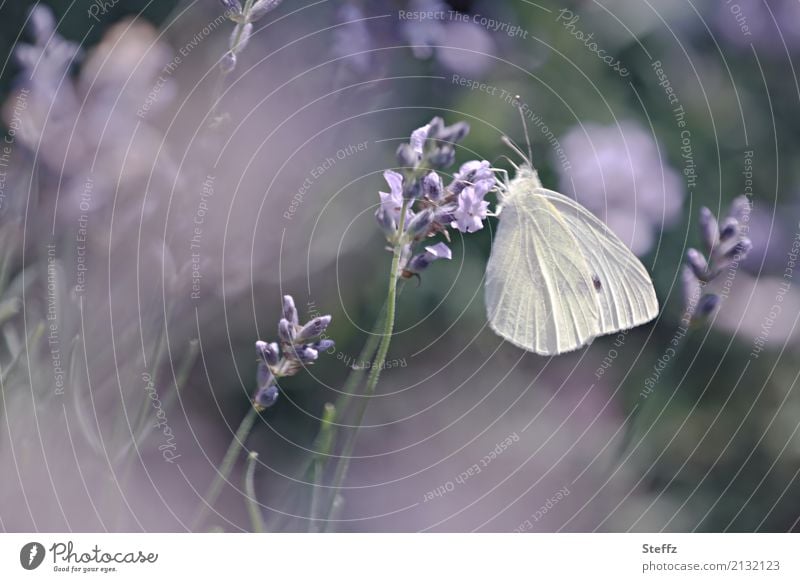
[1,0,799,532]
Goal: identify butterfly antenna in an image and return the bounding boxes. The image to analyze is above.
[515,95,533,163]
[501,135,529,164]
[492,154,519,172]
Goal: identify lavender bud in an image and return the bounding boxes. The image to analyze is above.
[718,217,739,242]
[405,242,452,275]
[698,207,719,254]
[291,345,319,363]
[686,248,709,281]
[248,0,284,22]
[256,340,280,367]
[681,265,701,311]
[396,143,418,168]
[433,202,457,225]
[230,22,253,53]
[437,121,470,144]
[725,237,752,260]
[403,178,423,200]
[405,208,434,239]
[278,318,295,344]
[296,315,332,343]
[427,145,455,169]
[410,122,432,156]
[692,293,720,324]
[422,171,444,201]
[406,252,433,274]
[283,295,299,325]
[427,117,445,137]
[313,339,335,353]
[256,360,274,389]
[254,382,279,409]
[375,207,397,239]
[29,5,55,42]
[220,51,237,73]
[220,0,243,15]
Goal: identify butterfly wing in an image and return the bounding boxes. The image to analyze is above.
[537,188,659,334]
[485,180,602,355]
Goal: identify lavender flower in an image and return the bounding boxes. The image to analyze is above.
[451,186,490,233]
[683,197,753,324]
[404,242,453,276]
[252,295,334,409]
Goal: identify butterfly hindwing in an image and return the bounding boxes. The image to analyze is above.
[537,188,659,334]
[485,178,602,355]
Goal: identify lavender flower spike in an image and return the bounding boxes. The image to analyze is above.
[252,295,335,407]
[683,201,753,325]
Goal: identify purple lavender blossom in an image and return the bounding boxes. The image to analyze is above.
[451,186,490,233]
[379,170,411,224]
[405,242,453,276]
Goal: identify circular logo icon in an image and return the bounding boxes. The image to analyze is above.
[20,542,45,570]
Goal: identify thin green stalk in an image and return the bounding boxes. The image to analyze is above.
[309,403,336,532]
[323,201,409,529]
[244,451,265,532]
[192,405,259,531]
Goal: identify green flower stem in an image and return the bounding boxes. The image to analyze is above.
[192,405,259,531]
[323,200,409,530]
[244,451,265,532]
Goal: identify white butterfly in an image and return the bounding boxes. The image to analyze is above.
[485,139,659,355]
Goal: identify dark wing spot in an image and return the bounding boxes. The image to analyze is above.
[592,274,602,291]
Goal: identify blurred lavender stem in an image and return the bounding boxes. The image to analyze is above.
[191,405,259,530]
[309,403,336,532]
[244,451,265,532]
[322,199,410,529]
[208,0,255,127]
